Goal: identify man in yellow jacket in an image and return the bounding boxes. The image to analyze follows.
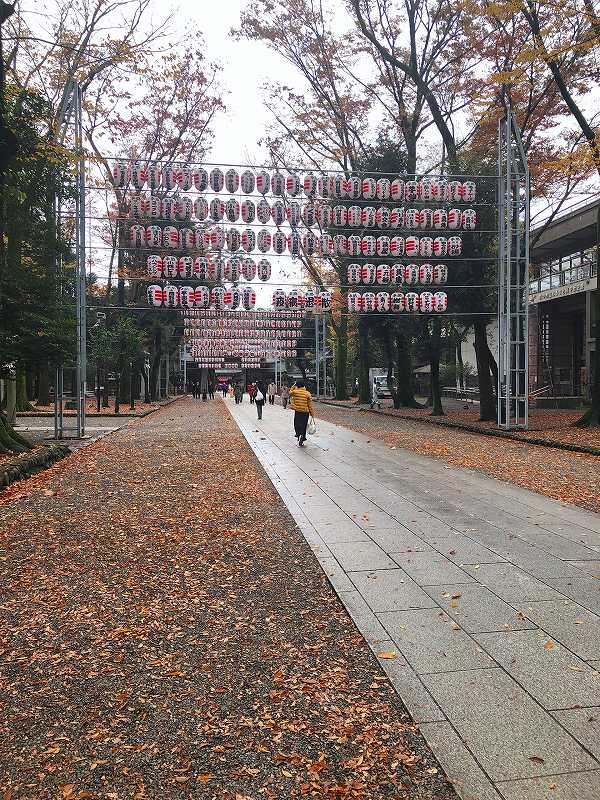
[289,379,315,446]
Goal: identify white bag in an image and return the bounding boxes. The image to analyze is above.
[307,416,317,435]
[256,390,264,402]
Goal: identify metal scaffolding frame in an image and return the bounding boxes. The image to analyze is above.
[498,112,530,429]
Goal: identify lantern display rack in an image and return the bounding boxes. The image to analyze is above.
[147,283,331,311]
[348,290,447,313]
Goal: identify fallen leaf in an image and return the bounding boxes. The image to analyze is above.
[544,641,555,650]
[378,652,398,660]
[451,592,462,599]
[529,756,545,764]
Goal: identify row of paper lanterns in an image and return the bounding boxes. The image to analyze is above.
[348,263,448,285]
[182,309,305,320]
[271,290,332,310]
[184,329,300,339]
[112,162,477,201]
[186,337,299,348]
[349,291,448,312]
[184,318,303,329]
[147,255,272,282]
[130,196,476,230]
[147,285,332,310]
[132,225,463,257]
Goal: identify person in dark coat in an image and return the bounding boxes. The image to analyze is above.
[255,381,266,420]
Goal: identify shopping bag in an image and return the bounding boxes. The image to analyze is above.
[307,416,317,435]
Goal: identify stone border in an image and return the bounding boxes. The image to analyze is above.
[0,444,71,490]
[317,400,600,458]
[16,395,183,419]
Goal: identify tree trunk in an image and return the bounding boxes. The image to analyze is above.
[102,364,110,408]
[114,373,121,415]
[334,315,349,400]
[456,340,464,391]
[358,318,370,403]
[142,368,150,404]
[130,363,136,410]
[474,319,496,421]
[16,369,35,412]
[38,363,50,406]
[430,319,444,416]
[395,329,420,408]
[6,378,16,426]
[96,366,101,412]
[0,413,31,453]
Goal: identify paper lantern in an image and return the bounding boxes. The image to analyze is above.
[237,169,253,194]
[242,229,256,252]
[390,264,404,284]
[304,289,316,312]
[332,205,347,226]
[325,175,337,198]
[348,206,362,227]
[362,177,376,199]
[112,160,128,187]
[419,237,433,257]
[211,286,225,309]
[161,198,177,220]
[377,236,391,256]
[433,209,447,229]
[447,209,461,230]
[149,197,162,219]
[210,227,226,250]
[361,236,376,256]
[130,196,146,219]
[163,255,178,278]
[433,236,447,257]
[447,236,462,256]
[178,256,194,278]
[334,235,348,255]
[211,256,225,281]
[272,289,286,309]
[147,285,163,306]
[418,264,433,284]
[238,201,254,225]
[348,292,362,312]
[462,209,476,230]
[433,264,448,284]
[430,179,444,201]
[362,292,376,312]
[178,167,192,191]
[376,291,390,312]
[419,291,434,313]
[287,231,301,256]
[272,200,285,225]
[193,168,208,192]
[316,175,329,198]
[225,198,240,222]
[339,177,353,199]
[227,227,241,252]
[462,181,476,202]
[361,206,376,227]
[176,198,193,221]
[404,181,417,201]
[210,168,224,192]
[303,172,318,196]
[376,178,391,200]
[180,286,196,309]
[146,163,160,190]
[257,259,272,281]
[286,174,300,196]
[164,285,180,307]
[242,258,256,281]
[404,264,419,284]
[225,257,241,281]
[390,207,404,228]
[224,168,239,194]
[361,263,376,284]
[320,290,332,311]
[391,236,405,256]
[286,202,301,227]
[254,198,268,224]
[223,289,236,309]
[390,292,405,312]
[405,292,419,312]
[351,176,362,199]
[210,198,225,221]
[347,235,362,256]
[195,227,208,252]
[130,224,145,247]
[194,257,209,281]
[302,204,316,227]
[448,180,462,201]
[270,172,285,197]
[147,255,163,276]
[319,233,334,255]
[194,197,209,221]
[242,286,256,310]
[146,225,164,248]
[303,231,317,255]
[416,209,431,229]
[375,207,391,228]
[316,203,332,227]
[405,236,419,257]
[391,178,404,200]
[287,289,301,309]
[376,264,390,284]
[348,263,361,284]
[257,230,271,253]
[405,208,417,229]
[270,230,284,254]
[163,166,177,190]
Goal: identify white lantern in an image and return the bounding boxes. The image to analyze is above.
[334,235,347,255]
[147,255,163,277]
[211,286,225,309]
[376,178,391,200]
[390,264,404,284]
[361,263,376,284]
[447,236,462,256]
[195,227,208,252]
[405,208,417,229]
[347,235,362,256]
[304,289,316,312]
[419,237,433,257]
[210,227,225,250]
[273,231,287,254]
[286,174,300,196]
[180,226,195,250]
[210,168,224,192]
[418,264,434,284]
[348,292,362,312]
[348,206,362,227]
[391,178,404,200]
[257,259,272,281]
[178,167,192,191]
[272,200,286,226]
[433,264,448,284]
[146,225,163,248]
[462,181,476,202]
[130,197,145,219]
[272,289,286,309]
[148,163,162,190]
[303,172,318,196]
[194,257,209,281]
[287,289,301,309]
[361,236,376,256]
[271,172,285,196]
[416,209,432,229]
[316,203,332,227]
[175,197,193,221]
[225,257,241,281]
[225,168,239,193]
[376,207,391,228]
[163,255,178,278]
[227,227,241,252]
[180,286,196,308]
[302,204,316,227]
[376,291,390,312]
[242,229,256,252]
[112,161,128,187]
[349,176,361,199]
[161,198,176,220]
[362,177,376,199]
[433,236,448,257]
[193,168,208,192]
[287,202,301,227]
[242,258,256,281]
[420,291,434,313]
[147,285,164,306]
[391,236,405,256]
[332,205,347,227]
[433,209,447,229]
[210,198,225,221]
[462,209,476,230]
[130,224,145,247]
[361,206,376,227]
[390,292,405,312]
[405,236,419,257]
[257,230,271,253]
[319,233,334,255]
[210,256,224,281]
[225,198,240,222]
[255,198,269,224]
[302,231,317,255]
[241,169,255,194]
[448,209,461,230]
[448,180,462,201]
[149,197,162,219]
[223,289,236,309]
[404,264,419,284]
[242,286,256,310]
[390,207,404,228]
[404,181,417,201]
[287,231,301,256]
[163,166,177,190]
[178,256,194,278]
[320,290,332,311]
[376,236,391,256]
[376,264,390,284]
[194,197,209,221]
[241,200,255,224]
[348,264,361,284]
[405,292,419,312]
[164,285,180,307]
[363,292,376,312]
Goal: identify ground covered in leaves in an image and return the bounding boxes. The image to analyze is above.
[19,399,162,417]
[316,403,600,513]
[0,399,453,800]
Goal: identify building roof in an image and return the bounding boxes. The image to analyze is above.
[531,196,600,263]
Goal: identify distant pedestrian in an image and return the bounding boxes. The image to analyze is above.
[192,382,199,399]
[234,383,243,404]
[289,379,314,446]
[255,382,266,420]
[208,381,215,400]
[221,382,228,398]
[267,381,277,405]
[248,383,257,404]
[281,384,290,409]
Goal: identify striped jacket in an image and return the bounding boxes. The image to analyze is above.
[289,386,314,416]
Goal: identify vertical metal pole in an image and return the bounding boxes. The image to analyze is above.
[322,315,327,397]
[58,366,64,436]
[166,348,170,397]
[54,366,59,439]
[73,83,87,438]
[315,314,320,398]
[183,346,187,391]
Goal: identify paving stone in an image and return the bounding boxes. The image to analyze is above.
[366,527,434,553]
[396,515,457,541]
[378,608,494,674]
[551,707,600,760]
[514,530,600,561]
[312,520,371,544]
[523,600,600,660]
[496,772,600,800]
[423,584,536,634]
[475,630,600,710]
[481,539,584,580]
[547,576,600,615]
[421,669,597,781]
[589,660,600,670]
[337,591,390,643]
[349,569,439,613]
[427,534,508,566]
[391,552,477,586]
[567,560,600,575]
[419,721,503,800]
[370,640,446,723]
[463,563,566,603]
[328,541,397,571]
[319,557,355,593]
[350,508,398,530]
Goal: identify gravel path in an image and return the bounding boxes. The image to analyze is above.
[0,399,455,799]
[315,403,600,514]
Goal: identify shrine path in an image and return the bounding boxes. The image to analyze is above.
[229,396,600,800]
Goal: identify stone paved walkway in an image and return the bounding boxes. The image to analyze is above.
[228,397,600,800]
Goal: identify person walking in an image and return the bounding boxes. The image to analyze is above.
[289,379,314,446]
[208,380,215,400]
[234,383,243,404]
[281,383,290,409]
[248,383,257,404]
[267,380,277,405]
[255,381,266,420]
[221,382,228,398]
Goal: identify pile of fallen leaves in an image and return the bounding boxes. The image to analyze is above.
[0,400,453,799]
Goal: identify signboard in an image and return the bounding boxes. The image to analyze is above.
[529,275,596,304]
